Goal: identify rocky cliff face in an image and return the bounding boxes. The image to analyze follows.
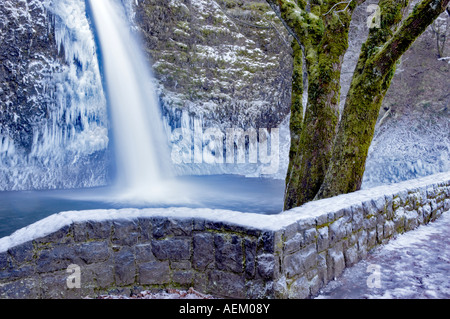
[128,0,293,177]
[0,0,109,190]
[0,0,448,191]
[132,0,292,129]
[0,0,60,153]
[0,0,293,189]
[363,23,450,188]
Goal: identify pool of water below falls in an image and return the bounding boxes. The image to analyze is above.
[0,175,285,238]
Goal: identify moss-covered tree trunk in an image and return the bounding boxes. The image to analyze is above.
[268,0,450,209]
[316,0,450,199]
[272,0,359,209]
[284,29,350,209]
[284,40,304,205]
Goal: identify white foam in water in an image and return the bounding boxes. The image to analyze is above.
[89,0,187,203]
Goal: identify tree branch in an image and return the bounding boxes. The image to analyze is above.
[323,1,354,16]
[266,0,322,44]
[373,0,450,76]
[266,0,304,48]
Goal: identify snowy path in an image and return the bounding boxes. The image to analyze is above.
[316,212,450,299]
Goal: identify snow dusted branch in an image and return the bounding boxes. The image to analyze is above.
[322,0,355,27]
[267,0,322,43]
[266,0,304,48]
[322,1,354,16]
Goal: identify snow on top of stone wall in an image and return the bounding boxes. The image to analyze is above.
[285,171,450,217]
[0,171,449,253]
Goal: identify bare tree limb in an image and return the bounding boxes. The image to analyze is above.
[323,1,354,16]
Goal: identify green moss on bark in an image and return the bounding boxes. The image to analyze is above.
[284,1,354,209]
[280,0,449,208]
[316,0,450,200]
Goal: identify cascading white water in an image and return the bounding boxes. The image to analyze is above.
[89,0,182,203]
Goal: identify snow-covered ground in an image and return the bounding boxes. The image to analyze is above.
[91,287,216,299]
[316,211,450,299]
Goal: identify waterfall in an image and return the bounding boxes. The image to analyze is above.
[88,0,181,203]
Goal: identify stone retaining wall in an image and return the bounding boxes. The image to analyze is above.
[0,172,449,299]
[0,215,278,298]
